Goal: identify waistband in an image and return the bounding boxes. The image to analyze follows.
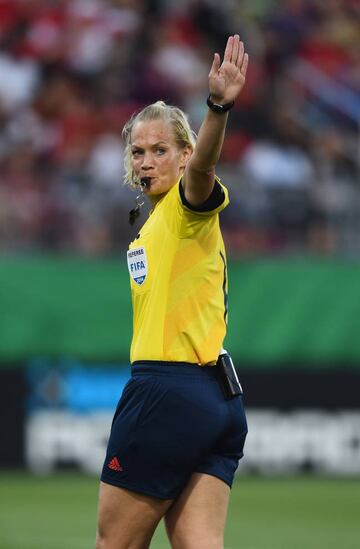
[131,360,218,378]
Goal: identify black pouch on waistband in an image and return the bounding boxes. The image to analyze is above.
[216,353,243,399]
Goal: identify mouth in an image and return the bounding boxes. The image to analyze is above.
[140,176,155,189]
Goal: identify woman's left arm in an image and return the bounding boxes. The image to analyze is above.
[183,34,248,206]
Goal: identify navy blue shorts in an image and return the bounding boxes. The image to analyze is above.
[100,361,248,500]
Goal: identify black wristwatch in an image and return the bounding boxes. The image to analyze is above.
[207,94,234,114]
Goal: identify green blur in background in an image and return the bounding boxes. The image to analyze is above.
[0,473,358,549]
[1,256,360,366]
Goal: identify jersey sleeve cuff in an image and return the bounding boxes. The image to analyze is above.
[179,178,225,213]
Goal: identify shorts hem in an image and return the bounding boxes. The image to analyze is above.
[100,476,178,500]
[194,469,234,489]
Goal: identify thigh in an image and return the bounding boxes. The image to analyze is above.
[164,473,230,549]
[96,481,173,549]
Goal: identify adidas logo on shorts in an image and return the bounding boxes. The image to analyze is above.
[108,457,123,472]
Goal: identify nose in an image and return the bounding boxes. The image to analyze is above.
[141,151,154,170]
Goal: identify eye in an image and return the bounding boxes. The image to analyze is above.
[156,147,166,155]
[131,149,143,157]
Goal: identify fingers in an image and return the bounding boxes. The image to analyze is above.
[237,40,245,68]
[230,35,239,64]
[209,52,221,77]
[223,34,246,68]
[223,36,233,63]
[241,53,249,77]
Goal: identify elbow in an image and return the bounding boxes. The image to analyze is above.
[187,162,216,178]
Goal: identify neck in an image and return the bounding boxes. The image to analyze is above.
[149,192,166,206]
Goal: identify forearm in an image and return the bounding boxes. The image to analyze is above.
[190,109,228,174]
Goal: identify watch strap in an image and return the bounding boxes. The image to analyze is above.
[207,94,234,113]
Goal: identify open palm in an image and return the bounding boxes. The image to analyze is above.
[209,35,248,105]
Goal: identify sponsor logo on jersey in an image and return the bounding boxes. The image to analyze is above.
[127,246,147,285]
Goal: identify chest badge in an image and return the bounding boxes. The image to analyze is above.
[127,246,148,285]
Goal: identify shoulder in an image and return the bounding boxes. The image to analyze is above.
[157,176,229,238]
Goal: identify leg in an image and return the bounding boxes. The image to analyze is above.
[165,473,230,549]
[96,481,173,549]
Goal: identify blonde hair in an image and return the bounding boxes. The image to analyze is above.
[122,101,196,188]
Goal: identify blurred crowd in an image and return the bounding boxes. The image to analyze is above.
[0,0,359,256]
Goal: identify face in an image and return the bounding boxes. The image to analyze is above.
[130,119,192,198]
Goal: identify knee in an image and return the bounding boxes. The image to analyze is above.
[96,507,121,549]
[96,523,115,549]
[95,526,106,549]
[169,531,223,549]
[96,519,152,549]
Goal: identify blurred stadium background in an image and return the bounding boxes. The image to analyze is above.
[0,0,359,548]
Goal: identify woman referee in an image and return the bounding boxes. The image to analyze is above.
[96,35,249,549]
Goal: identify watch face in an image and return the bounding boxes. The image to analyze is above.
[212,103,224,112]
[207,95,233,113]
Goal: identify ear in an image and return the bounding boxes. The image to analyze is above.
[179,144,193,170]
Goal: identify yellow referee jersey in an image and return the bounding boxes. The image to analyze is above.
[127,177,229,365]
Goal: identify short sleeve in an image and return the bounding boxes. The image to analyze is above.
[178,176,229,217]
